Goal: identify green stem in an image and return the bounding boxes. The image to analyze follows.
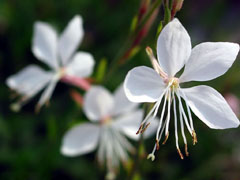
[104,0,163,84]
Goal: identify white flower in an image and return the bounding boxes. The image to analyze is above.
[6,15,95,111]
[124,18,240,160]
[61,85,157,172]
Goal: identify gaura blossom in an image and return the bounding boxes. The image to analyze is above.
[61,85,157,173]
[124,18,240,160]
[6,15,94,111]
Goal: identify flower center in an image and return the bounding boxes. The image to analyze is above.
[168,77,179,91]
[101,115,112,125]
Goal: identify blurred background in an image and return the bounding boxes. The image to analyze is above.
[0,0,240,179]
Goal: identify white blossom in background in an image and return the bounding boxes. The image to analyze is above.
[124,18,240,160]
[61,85,157,175]
[6,15,95,111]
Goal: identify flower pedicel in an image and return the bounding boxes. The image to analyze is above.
[124,18,240,160]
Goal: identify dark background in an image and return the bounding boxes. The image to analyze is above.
[0,0,240,179]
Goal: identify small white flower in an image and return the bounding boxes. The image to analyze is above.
[6,15,95,111]
[61,85,157,172]
[124,18,240,159]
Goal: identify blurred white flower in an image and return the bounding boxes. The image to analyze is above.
[124,18,240,160]
[61,85,157,173]
[6,15,95,111]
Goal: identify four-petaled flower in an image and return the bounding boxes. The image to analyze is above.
[124,18,240,160]
[61,85,157,173]
[6,15,95,111]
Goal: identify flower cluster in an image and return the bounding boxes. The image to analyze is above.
[5,12,240,178]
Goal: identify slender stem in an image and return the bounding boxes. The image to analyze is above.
[104,0,163,84]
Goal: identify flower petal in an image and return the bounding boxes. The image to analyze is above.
[61,123,100,156]
[180,42,240,83]
[113,110,158,140]
[112,84,138,116]
[36,75,59,110]
[59,15,84,65]
[180,85,240,129]
[124,66,165,103]
[6,65,53,97]
[83,86,114,121]
[32,22,58,70]
[157,18,191,77]
[65,51,95,78]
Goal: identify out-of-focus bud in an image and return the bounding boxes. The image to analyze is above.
[70,90,84,107]
[171,0,184,19]
[224,93,240,117]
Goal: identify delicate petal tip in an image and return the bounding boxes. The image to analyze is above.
[181,85,240,129]
[61,123,100,157]
[112,84,138,116]
[83,86,114,121]
[65,51,95,78]
[157,18,191,77]
[59,15,84,65]
[124,66,165,103]
[32,22,58,69]
[180,42,240,83]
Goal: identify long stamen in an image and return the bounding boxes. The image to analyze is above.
[156,88,169,144]
[173,91,184,159]
[179,101,189,156]
[176,92,192,135]
[180,88,195,131]
[164,88,172,140]
[179,89,198,145]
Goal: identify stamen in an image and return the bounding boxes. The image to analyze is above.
[180,89,195,131]
[162,131,169,145]
[185,144,189,156]
[173,91,181,156]
[165,88,172,137]
[176,92,192,135]
[136,124,143,135]
[177,148,184,159]
[156,88,168,141]
[192,130,198,145]
[155,139,160,150]
[140,122,150,134]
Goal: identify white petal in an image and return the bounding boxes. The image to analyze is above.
[157,18,191,77]
[180,85,240,129]
[6,65,53,97]
[113,110,158,140]
[65,51,95,78]
[83,86,114,121]
[32,22,58,69]
[61,123,100,156]
[58,15,84,65]
[124,66,165,103]
[36,75,59,109]
[180,42,240,83]
[112,84,138,116]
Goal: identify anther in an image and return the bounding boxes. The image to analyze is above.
[140,122,150,134]
[192,130,198,145]
[136,124,143,135]
[162,131,169,145]
[156,139,160,150]
[185,144,189,156]
[177,148,184,159]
